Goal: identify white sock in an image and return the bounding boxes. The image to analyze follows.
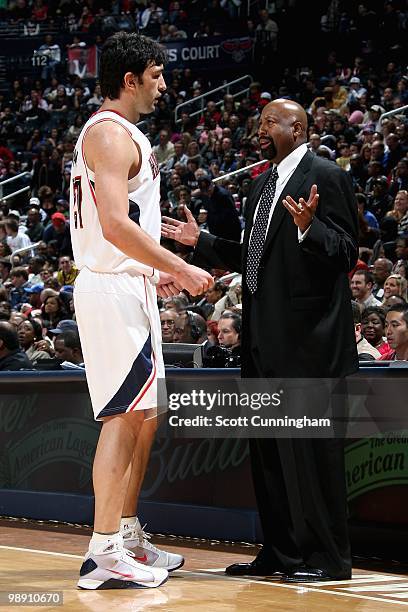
[120,516,137,533]
[89,531,122,552]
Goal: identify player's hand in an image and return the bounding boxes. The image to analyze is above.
[161,206,200,247]
[156,271,183,298]
[283,184,319,233]
[174,264,213,296]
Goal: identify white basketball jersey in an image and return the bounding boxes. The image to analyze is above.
[70,110,161,278]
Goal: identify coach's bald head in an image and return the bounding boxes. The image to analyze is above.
[258,98,308,164]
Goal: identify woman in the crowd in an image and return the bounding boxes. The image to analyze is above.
[41,294,70,330]
[361,306,390,355]
[382,274,408,303]
[17,317,50,364]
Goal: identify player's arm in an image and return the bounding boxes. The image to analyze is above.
[84,122,212,295]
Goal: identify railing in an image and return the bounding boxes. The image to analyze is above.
[174,75,253,125]
[380,104,408,124]
[0,172,31,199]
[0,185,30,202]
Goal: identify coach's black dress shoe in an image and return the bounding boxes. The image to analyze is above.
[282,565,351,583]
[225,559,284,578]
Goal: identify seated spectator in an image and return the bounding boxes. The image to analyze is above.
[43,213,72,257]
[26,207,45,243]
[0,321,33,370]
[352,301,380,360]
[371,257,393,300]
[367,176,393,219]
[153,130,175,166]
[0,300,11,321]
[394,235,408,271]
[196,174,241,242]
[5,218,32,254]
[361,306,391,356]
[41,295,70,330]
[48,319,78,336]
[356,194,378,230]
[25,283,44,310]
[381,304,408,360]
[386,190,408,235]
[9,267,30,309]
[350,270,382,308]
[162,294,189,313]
[198,280,227,320]
[173,310,207,344]
[17,317,50,364]
[382,274,408,303]
[56,256,79,286]
[54,330,84,368]
[0,258,11,288]
[160,309,176,342]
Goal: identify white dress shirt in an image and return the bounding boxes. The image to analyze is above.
[252,143,309,241]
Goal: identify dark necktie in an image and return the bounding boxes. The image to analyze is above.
[246,166,279,293]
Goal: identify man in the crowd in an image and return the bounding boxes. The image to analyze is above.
[160,309,176,342]
[25,283,44,310]
[9,267,30,309]
[196,174,241,242]
[351,301,380,360]
[173,310,207,343]
[367,176,394,220]
[0,321,33,370]
[26,207,45,242]
[372,258,393,300]
[54,330,84,368]
[153,129,175,165]
[218,312,241,353]
[5,217,32,253]
[350,270,382,308]
[43,212,72,256]
[394,234,408,271]
[381,304,408,360]
[28,256,46,284]
[0,258,11,288]
[198,280,227,319]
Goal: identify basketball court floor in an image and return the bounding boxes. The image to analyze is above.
[0,518,407,610]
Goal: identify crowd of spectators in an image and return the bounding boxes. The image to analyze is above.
[0,0,408,369]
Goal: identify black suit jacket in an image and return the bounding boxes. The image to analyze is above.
[193,150,359,378]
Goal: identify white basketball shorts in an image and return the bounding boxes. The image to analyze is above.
[74,268,165,420]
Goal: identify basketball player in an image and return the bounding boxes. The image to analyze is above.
[70,32,213,590]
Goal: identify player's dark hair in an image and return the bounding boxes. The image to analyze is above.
[100,32,167,100]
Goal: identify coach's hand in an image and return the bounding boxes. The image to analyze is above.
[283,184,319,233]
[161,206,200,247]
[174,263,213,296]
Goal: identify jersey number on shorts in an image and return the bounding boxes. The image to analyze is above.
[73,176,83,229]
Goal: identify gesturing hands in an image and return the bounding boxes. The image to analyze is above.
[161,206,200,247]
[282,184,319,233]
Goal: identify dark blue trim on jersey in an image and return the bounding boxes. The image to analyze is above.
[129,199,140,226]
[97,334,153,418]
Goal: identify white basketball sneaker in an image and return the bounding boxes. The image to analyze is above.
[77,536,168,590]
[122,521,184,572]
